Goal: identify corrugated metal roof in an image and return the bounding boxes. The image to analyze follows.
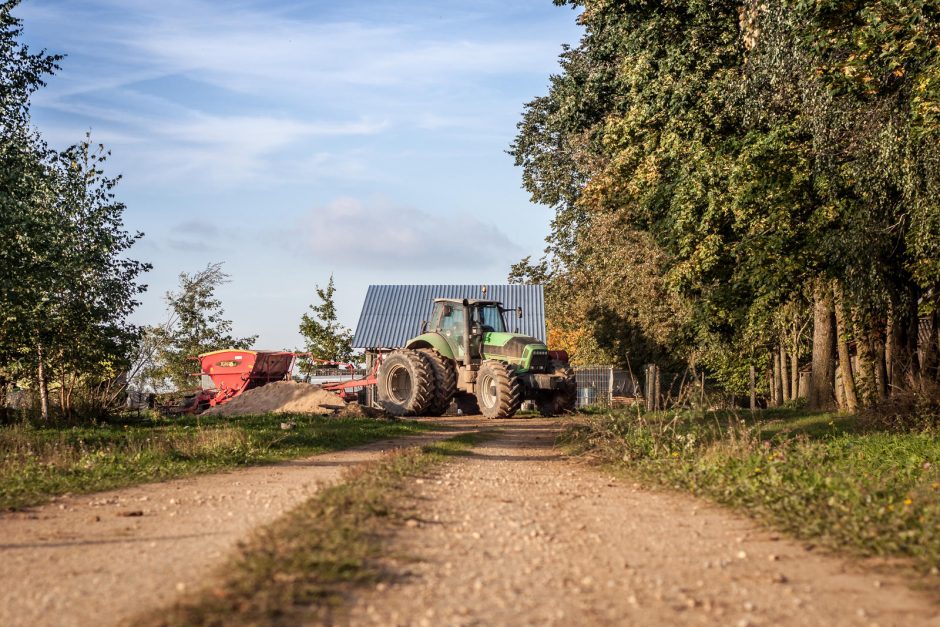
[352,285,546,349]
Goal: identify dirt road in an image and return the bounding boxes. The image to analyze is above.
[0,427,462,627]
[348,420,940,626]
[3,417,939,626]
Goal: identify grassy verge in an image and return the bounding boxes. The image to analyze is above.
[0,413,437,510]
[565,408,940,571]
[141,431,490,626]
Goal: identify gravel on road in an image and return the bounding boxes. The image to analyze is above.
[347,419,940,626]
[0,427,462,627]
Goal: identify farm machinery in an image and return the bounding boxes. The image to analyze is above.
[374,298,576,418]
[163,350,296,414]
[162,350,364,414]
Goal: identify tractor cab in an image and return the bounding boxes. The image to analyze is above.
[429,299,511,360]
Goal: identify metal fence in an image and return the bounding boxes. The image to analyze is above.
[573,365,641,408]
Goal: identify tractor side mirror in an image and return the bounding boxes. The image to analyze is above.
[420,320,428,333]
[516,306,523,319]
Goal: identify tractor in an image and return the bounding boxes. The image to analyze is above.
[375,298,576,418]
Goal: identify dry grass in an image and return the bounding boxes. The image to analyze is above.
[0,414,434,510]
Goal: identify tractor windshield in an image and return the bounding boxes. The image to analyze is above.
[473,304,506,333]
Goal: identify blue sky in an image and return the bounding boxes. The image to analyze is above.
[17,0,582,349]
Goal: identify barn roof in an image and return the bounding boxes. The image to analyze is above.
[352,284,546,349]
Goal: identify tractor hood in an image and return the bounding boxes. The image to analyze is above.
[482,332,550,373]
[481,332,546,358]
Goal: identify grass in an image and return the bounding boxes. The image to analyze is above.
[565,407,940,572]
[140,431,491,626]
[0,412,436,510]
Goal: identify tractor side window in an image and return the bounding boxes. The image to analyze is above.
[479,305,506,333]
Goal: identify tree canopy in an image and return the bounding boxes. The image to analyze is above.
[513,0,940,405]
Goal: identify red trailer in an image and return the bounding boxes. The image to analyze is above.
[198,349,296,408]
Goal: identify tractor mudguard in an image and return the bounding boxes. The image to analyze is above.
[405,332,456,361]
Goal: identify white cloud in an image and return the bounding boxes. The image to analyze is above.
[298,197,522,269]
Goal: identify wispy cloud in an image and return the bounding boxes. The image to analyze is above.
[297,197,522,270]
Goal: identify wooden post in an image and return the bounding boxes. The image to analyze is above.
[700,370,706,409]
[608,366,615,407]
[654,365,661,411]
[749,365,756,412]
[645,365,654,412]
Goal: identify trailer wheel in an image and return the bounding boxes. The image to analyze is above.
[418,348,456,416]
[476,360,522,419]
[377,349,434,416]
[537,361,577,416]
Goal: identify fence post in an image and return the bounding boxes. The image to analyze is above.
[645,365,653,412]
[608,366,614,406]
[749,364,756,412]
[654,365,661,411]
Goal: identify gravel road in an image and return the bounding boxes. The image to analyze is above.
[0,427,460,627]
[3,416,939,627]
[347,419,940,626]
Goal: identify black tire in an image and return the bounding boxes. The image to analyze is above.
[537,361,577,417]
[376,349,434,416]
[475,360,523,418]
[455,393,480,416]
[418,348,457,416]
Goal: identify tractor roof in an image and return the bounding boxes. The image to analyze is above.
[433,298,502,306]
[352,284,546,349]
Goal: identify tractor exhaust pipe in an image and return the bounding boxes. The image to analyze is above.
[462,298,472,368]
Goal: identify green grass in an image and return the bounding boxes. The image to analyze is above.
[0,413,436,510]
[140,431,491,626]
[566,407,940,571]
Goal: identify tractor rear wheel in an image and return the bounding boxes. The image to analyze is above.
[376,349,434,416]
[475,360,522,419]
[418,348,456,416]
[537,362,577,416]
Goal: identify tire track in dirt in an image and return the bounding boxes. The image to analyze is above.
[348,420,940,626]
[0,423,477,627]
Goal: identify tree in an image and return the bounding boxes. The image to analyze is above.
[298,275,354,375]
[0,0,61,416]
[149,263,256,391]
[0,2,151,420]
[512,0,940,408]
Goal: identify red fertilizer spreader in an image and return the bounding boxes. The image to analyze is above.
[164,350,371,414]
[164,350,296,414]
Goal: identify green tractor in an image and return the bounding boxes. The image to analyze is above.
[375,298,576,418]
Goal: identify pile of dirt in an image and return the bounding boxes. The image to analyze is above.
[204,381,347,416]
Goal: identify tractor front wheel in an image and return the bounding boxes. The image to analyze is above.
[376,349,434,416]
[475,360,522,419]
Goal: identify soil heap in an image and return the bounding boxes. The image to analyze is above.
[203,381,346,416]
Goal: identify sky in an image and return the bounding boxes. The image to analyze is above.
[16,0,582,350]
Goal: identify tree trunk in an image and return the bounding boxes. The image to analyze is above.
[833,282,858,412]
[37,343,49,421]
[854,313,877,407]
[888,286,922,391]
[780,339,790,403]
[809,282,836,410]
[790,315,799,402]
[874,330,888,399]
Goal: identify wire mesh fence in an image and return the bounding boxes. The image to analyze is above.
[573,366,641,408]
